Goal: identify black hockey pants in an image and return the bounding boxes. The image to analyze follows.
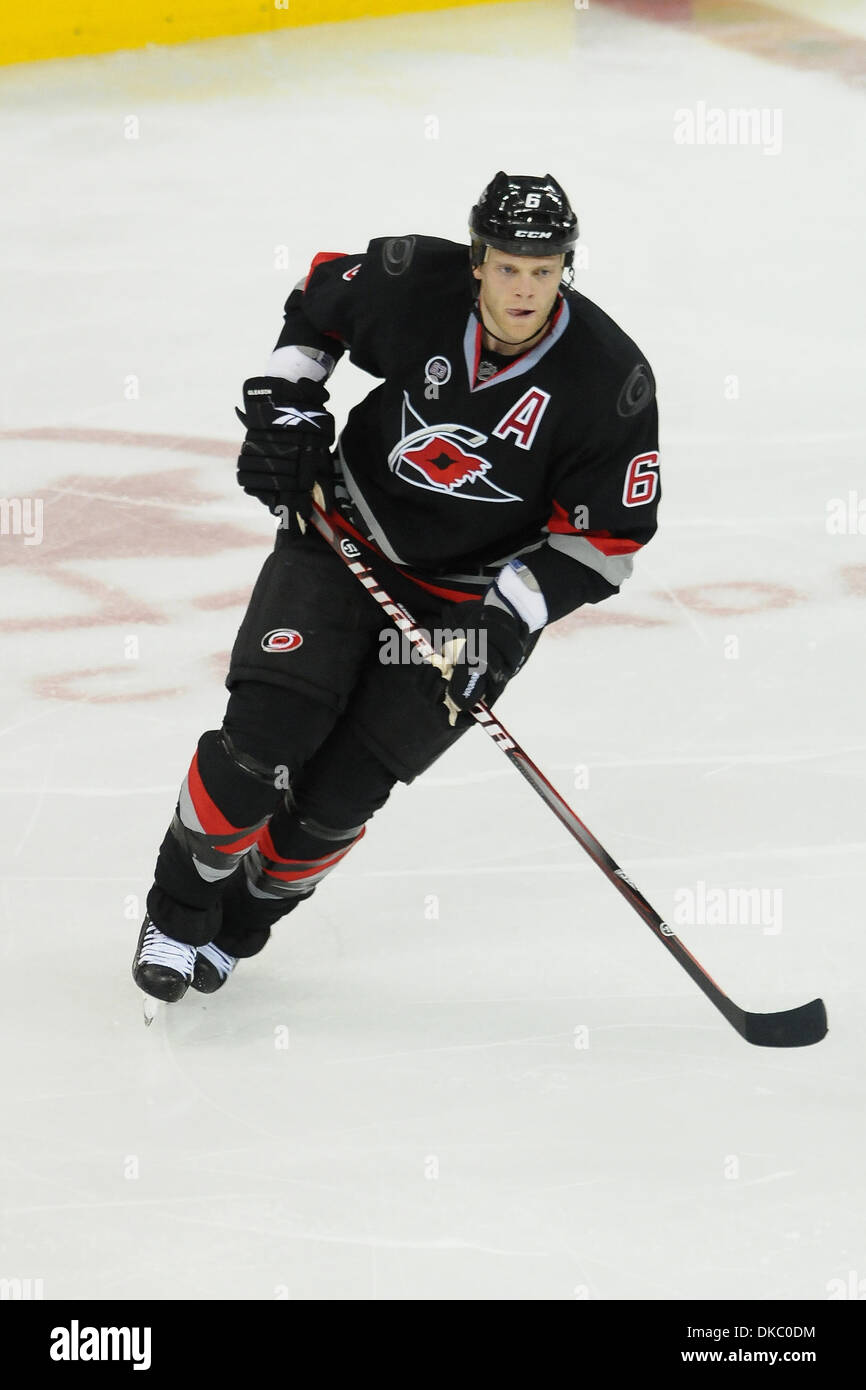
[146,528,507,955]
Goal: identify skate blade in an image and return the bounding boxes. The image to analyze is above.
[142,996,161,1028]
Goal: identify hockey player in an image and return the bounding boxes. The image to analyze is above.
[132,171,661,1003]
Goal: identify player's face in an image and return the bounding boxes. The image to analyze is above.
[473,249,563,351]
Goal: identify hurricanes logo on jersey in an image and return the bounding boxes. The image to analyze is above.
[387,392,521,503]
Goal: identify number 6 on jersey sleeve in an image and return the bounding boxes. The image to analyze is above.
[622,451,660,507]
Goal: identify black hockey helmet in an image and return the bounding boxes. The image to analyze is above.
[469,171,579,269]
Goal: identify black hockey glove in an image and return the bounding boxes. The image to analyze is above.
[236,376,336,526]
[440,601,530,714]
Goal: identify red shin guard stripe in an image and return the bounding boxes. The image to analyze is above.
[257,824,364,879]
[186,749,250,839]
[218,828,265,855]
[262,863,344,883]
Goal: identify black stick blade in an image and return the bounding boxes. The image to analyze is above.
[743,998,828,1048]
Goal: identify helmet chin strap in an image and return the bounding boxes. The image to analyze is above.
[472,290,561,350]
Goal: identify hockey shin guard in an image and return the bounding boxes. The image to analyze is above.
[149,729,282,945]
[213,809,365,957]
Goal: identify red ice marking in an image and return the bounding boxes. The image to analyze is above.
[661,580,804,617]
[193,589,253,610]
[600,0,866,89]
[0,468,260,564]
[0,427,236,457]
[209,651,232,678]
[0,430,269,701]
[0,567,165,633]
[1,459,261,637]
[550,608,671,634]
[841,565,866,596]
[600,0,691,17]
[32,667,184,703]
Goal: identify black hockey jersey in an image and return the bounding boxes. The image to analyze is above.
[272,235,660,626]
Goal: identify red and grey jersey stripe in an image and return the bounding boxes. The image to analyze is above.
[304,251,348,290]
[544,498,643,588]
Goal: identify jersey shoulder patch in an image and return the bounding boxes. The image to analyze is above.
[616,361,655,417]
[564,289,656,416]
[366,234,470,284]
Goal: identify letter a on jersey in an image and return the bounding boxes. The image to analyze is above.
[492,388,551,451]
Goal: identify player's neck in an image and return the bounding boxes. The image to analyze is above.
[481,325,547,357]
[476,294,560,357]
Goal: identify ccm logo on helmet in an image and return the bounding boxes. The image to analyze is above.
[261,629,303,653]
[513,230,553,239]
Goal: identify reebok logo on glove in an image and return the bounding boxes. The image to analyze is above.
[438,600,530,715]
[236,375,336,526]
[272,407,328,429]
[459,669,484,700]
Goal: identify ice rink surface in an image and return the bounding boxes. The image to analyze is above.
[1,0,864,1301]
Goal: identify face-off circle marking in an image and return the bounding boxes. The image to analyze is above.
[261,629,303,653]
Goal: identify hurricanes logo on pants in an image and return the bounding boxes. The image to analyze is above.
[388,391,521,503]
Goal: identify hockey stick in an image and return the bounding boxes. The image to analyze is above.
[307,501,827,1048]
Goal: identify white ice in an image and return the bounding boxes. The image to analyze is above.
[0,0,864,1302]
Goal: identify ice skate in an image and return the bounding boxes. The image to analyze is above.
[191,942,238,994]
[132,916,196,1003]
